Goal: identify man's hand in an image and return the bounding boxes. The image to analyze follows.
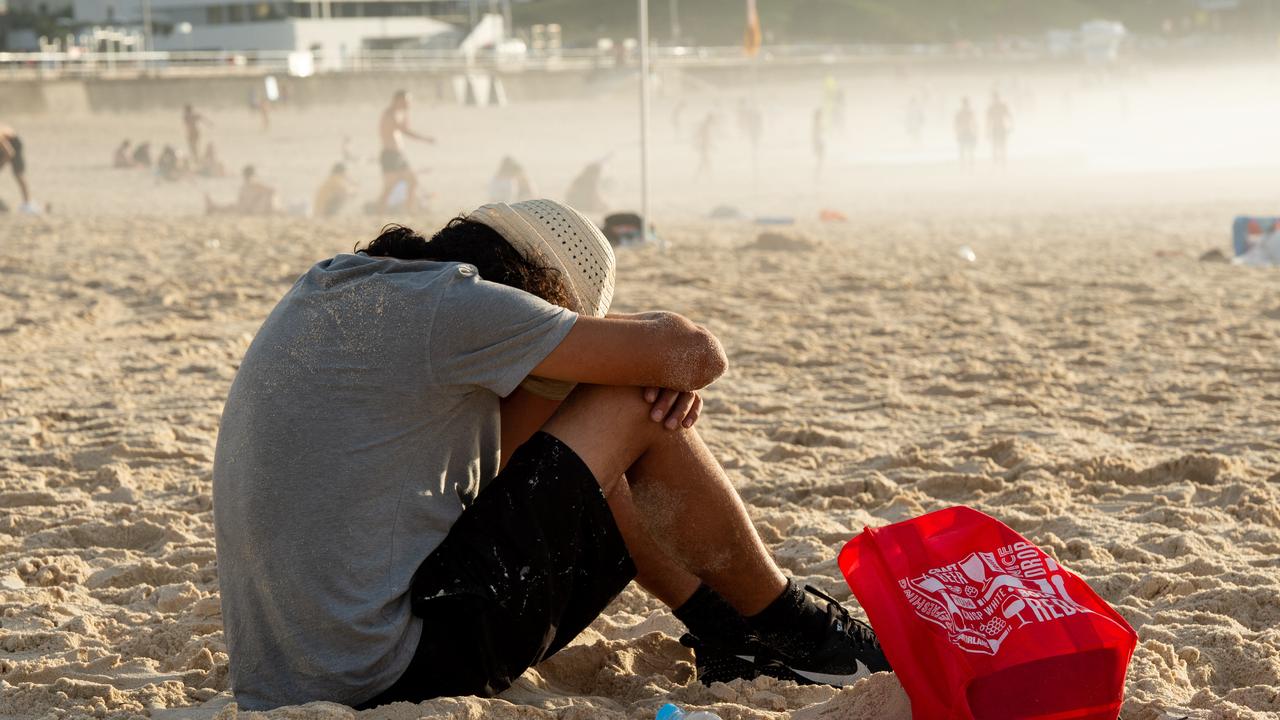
[644,387,702,430]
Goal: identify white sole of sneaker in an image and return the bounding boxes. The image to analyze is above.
[788,667,873,686]
[741,655,874,687]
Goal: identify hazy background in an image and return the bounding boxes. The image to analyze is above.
[9,59,1280,231]
[3,0,1280,234]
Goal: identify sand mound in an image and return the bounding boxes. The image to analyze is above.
[744,231,820,253]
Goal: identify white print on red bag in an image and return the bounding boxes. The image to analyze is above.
[897,541,1092,655]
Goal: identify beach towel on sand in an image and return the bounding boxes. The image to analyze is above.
[840,506,1137,720]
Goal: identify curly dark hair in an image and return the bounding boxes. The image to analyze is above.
[356,217,574,309]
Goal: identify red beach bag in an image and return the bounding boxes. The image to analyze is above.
[839,506,1137,720]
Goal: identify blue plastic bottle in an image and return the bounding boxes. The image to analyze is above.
[655,702,723,720]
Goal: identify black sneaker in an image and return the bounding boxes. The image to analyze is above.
[679,632,764,685]
[756,585,891,686]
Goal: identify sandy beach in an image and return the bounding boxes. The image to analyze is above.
[2,69,1280,719]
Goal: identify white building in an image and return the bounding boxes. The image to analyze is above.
[7,0,76,13]
[70,0,463,59]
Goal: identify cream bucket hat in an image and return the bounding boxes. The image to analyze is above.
[468,199,616,318]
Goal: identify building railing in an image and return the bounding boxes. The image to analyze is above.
[0,42,1045,80]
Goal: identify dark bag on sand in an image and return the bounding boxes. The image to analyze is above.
[840,506,1137,720]
[602,212,643,246]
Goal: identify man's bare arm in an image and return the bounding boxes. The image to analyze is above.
[499,388,560,468]
[531,312,727,392]
[397,119,435,143]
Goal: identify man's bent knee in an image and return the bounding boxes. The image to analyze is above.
[541,384,689,494]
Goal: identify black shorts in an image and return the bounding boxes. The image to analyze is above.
[379,148,409,174]
[5,136,24,175]
[359,432,635,708]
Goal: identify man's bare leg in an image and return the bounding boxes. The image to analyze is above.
[544,384,892,685]
[402,173,419,212]
[14,171,29,205]
[375,174,397,212]
[609,479,700,609]
[205,194,232,216]
[376,171,416,213]
[500,388,699,610]
[543,384,787,617]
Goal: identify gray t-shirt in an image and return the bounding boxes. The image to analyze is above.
[212,253,577,710]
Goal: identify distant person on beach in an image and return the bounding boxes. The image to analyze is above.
[954,97,978,168]
[905,95,925,144]
[132,142,153,169]
[198,142,227,178]
[212,198,890,711]
[183,104,210,159]
[488,156,534,204]
[737,98,763,152]
[0,123,33,210]
[205,165,278,215]
[811,108,826,180]
[821,77,836,127]
[986,91,1013,166]
[248,87,272,131]
[376,90,435,214]
[565,162,607,213]
[114,140,136,168]
[694,113,715,177]
[157,145,187,182]
[313,163,354,218]
[823,76,845,136]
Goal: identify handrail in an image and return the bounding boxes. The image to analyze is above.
[0,42,1047,80]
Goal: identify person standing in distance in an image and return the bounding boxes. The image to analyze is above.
[376,90,435,214]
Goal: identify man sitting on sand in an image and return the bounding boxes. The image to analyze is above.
[114,140,137,168]
[488,155,534,204]
[376,90,434,213]
[156,145,188,183]
[198,142,227,178]
[213,199,890,711]
[0,123,33,211]
[312,162,354,217]
[205,165,278,215]
[132,141,153,169]
[565,162,608,213]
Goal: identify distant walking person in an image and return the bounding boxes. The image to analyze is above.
[183,104,210,160]
[811,108,826,180]
[986,92,1013,167]
[737,99,763,154]
[0,123,33,211]
[694,113,716,177]
[376,90,435,214]
[954,97,978,168]
[905,95,925,145]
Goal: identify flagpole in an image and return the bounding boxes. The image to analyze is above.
[638,0,657,250]
[744,0,761,204]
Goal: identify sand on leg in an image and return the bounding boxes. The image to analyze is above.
[543,383,788,617]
